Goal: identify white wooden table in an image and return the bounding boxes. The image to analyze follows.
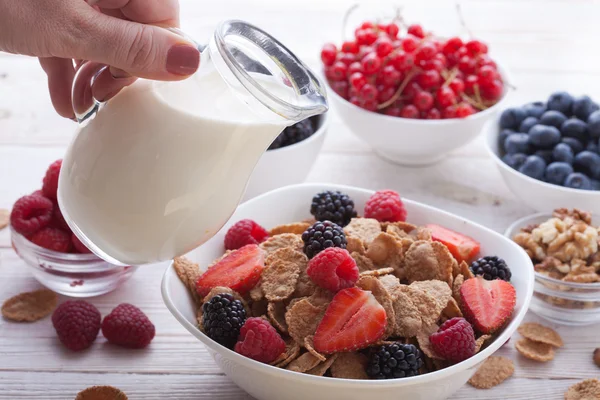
[1,0,599,398]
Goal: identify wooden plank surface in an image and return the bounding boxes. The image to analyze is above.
[1,0,600,399]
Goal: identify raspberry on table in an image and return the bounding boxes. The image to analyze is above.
[10,194,54,236]
[42,159,62,200]
[101,303,155,349]
[365,342,423,379]
[202,293,247,349]
[224,219,269,251]
[52,300,101,351]
[429,317,476,363]
[234,317,286,363]
[364,190,407,222]
[470,256,512,281]
[31,227,72,253]
[71,233,92,254]
[310,190,357,227]
[306,248,359,292]
[301,220,347,259]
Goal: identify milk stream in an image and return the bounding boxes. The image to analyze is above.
[58,70,288,265]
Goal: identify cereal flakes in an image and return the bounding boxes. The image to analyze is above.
[262,248,302,301]
[468,356,514,389]
[272,340,301,368]
[346,236,366,255]
[390,287,423,338]
[403,240,455,285]
[378,274,401,296]
[304,335,327,362]
[396,285,441,327]
[344,218,382,244]
[260,233,303,255]
[515,337,555,362]
[459,260,474,279]
[365,232,403,271]
[330,352,369,379]
[285,298,326,345]
[267,302,288,334]
[594,348,600,368]
[564,379,600,400]
[269,222,311,236]
[286,351,322,373]
[351,252,376,272]
[517,322,564,348]
[0,208,8,230]
[442,297,463,319]
[306,353,338,376]
[75,386,128,400]
[452,274,464,306]
[474,334,491,353]
[173,256,202,304]
[359,267,395,277]
[416,323,442,360]
[1,289,58,322]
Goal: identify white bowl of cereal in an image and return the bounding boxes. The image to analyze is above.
[161,183,534,400]
[506,208,600,326]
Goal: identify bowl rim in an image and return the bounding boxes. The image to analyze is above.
[161,182,534,387]
[504,211,600,289]
[326,62,511,126]
[483,119,600,196]
[265,112,329,154]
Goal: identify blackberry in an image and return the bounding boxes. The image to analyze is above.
[301,220,347,259]
[366,343,423,379]
[268,118,315,150]
[470,256,512,281]
[202,293,246,349]
[310,190,357,227]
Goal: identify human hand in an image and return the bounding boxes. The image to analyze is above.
[0,0,200,118]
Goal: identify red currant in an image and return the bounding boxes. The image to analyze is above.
[341,41,359,54]
[400,104,420,118]
[361,98,378,111]
[449,78,465,95]
[361,53,383,75]
[401,35,419,52]
[350,96,362,107]
[390,50,414,72]
[417,70,441,89]
[442,37,463,55]
[381,65,402,86]
[456,102,475,118]
[415,42,436,63]
[477,65,498,84]
[464,75,479,95]
[355,30,369,45]
[358,46,375,59]
[422,58,444,71]
[338,53,356,66]
[476,54,497,69]
[349,72,367,90]
[407,24,425,39]
[361,21,374,29]
[347,62,363,77]
[413,91,434,111]
[362,29,378,45]
[359,83,378,101]
[458,55,476,74]
[425,108,442,119]
[320,43,337,66]
[375,38,394,57]
[384,106,402,116]
[328,61,348,81]
[481,79,503,100]
[378,86,396,103]
[457,46,469,57]
[403,81,422,101]
[442,105,457,119]
[386,23,400,38]
[330,81,349,99]
[466,40,488,56]
[435,87,456,108]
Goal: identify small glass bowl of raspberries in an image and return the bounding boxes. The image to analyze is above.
[9,160,137,297]
[320,16,509,166]
[244,114,328,199]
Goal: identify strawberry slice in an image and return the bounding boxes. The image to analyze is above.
[195,244,265,298]
[313,287,386,354]
[460,276,516,334]
[426,224,481,263]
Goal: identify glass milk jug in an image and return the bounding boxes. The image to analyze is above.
[58,20,328,266]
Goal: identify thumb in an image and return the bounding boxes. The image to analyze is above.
[73,13,200,80]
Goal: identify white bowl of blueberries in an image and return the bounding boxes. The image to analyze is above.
[244,114,328,200]
[485,91,600,212]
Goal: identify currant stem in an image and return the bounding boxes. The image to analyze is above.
[377,68,418,110]
[342,3,360,42]
[461,93,487,110]
[455,2,473,39]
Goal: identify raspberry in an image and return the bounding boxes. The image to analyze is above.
[203,293,247,348]
[42,159,62,200]
[364,190,407,222]
[52,301,101,351]
[234,317,286,363]
[10,194,54,236]
[30,190,45,197]
[72,233,92,254]
[429,317,476,363]
[51,204,71,231]
[224,219,269,251]
[31,227,72,253]
[307,248,359,292]
[101,303,156,349]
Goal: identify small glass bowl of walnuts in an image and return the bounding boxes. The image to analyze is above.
[506,208,600,326]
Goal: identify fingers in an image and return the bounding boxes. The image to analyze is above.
[94,0,180,26]
[91,67,136,102]
[39,57,76,119]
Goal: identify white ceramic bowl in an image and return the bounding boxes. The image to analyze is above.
[244,114,328,200]
[505,212,600,326]
[328,65,510,166]
[484,119,600,214]
[162,183,534,400]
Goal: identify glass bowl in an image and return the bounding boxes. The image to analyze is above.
[505,212,600,326]
[10,226,138,297]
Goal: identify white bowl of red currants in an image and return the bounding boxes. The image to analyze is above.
[321,22,510,166]
[485,91,600,213]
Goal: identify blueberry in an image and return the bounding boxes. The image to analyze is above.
[499,107,527,130]
[528,125,561,149]
[534,149,553,164]
[502,153,527,170]
[592,179,600,191]
[519,117,539,133]
[539,110,568,129]
[587,141,599,154]
[572,96,600,120]
[523,101,547,118]
[561,137,585,154]
[504,133,531,154]
[499,129,516,151]
[564,172,592,190]
[574,150,600,179]
[545,162,574,186]
[547,91,574,115]
[518,155,546,180]
[587,110,600,139]
[552,143,574,164]
[560,118,588,142]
